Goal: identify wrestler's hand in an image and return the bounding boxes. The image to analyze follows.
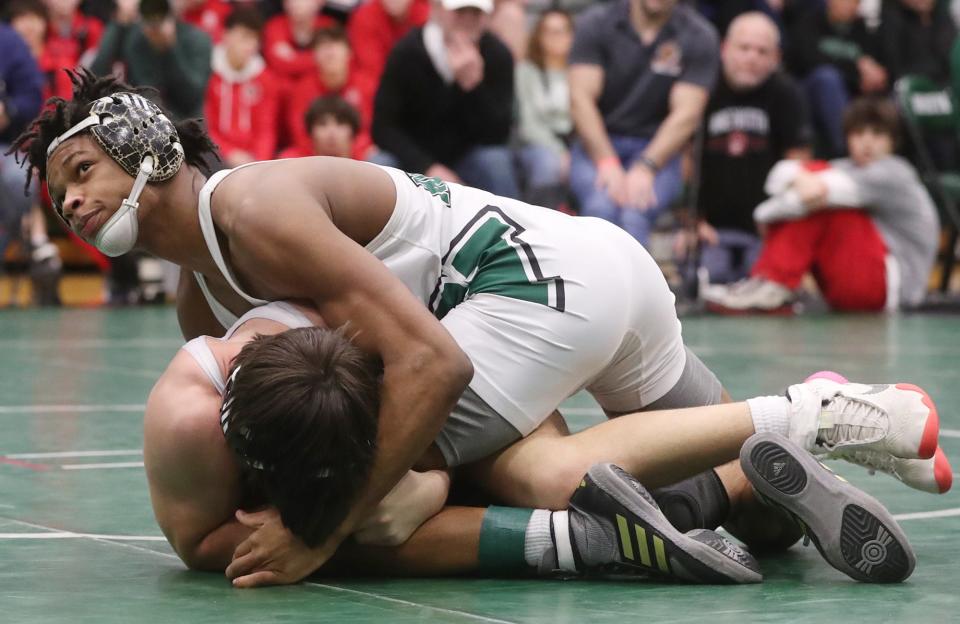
[354,470,450,546]
[226,508,333,588]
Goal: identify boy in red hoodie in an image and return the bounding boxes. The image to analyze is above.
[279,93,364,160]
[206,6,280,166]
[286,26,372,158]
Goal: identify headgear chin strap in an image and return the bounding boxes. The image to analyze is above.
[94,156,154,257]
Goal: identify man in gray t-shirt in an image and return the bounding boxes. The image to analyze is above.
[568,0,718,246]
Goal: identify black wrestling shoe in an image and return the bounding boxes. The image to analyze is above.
[548,463,761,584]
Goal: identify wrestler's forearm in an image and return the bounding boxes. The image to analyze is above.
[181,520,253,572]
[337,359,471,542]
[324,506,484,577]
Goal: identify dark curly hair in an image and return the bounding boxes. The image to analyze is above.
[9,68,219,194]
[222,327,382,547]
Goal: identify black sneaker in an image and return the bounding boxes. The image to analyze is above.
[740,433,916,583]
[555,463,762,584]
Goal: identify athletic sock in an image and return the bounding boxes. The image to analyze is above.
[523,509,553,567]
[746,395,791,437]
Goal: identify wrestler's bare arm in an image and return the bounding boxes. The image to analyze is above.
[144,351,249,571]
[215,161,473,570]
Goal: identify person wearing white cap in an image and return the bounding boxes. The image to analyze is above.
[370,0,519,199]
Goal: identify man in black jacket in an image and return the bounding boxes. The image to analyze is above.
[786,0,887,156]
[371,0,519,198]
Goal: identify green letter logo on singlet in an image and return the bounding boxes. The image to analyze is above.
[429,206,565,319]
[406,173,451,208]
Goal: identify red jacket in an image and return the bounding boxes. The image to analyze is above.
[286,69,372,158]
[181,0,232,43]
[348,0,429,108]
[45,12,102,66]
[263,13,337,81]
[205,47,280,161]
[42,12,103,99]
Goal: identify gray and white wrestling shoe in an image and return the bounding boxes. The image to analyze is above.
[741,433,916,583]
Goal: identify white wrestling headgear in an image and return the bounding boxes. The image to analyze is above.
[46,93,184,257]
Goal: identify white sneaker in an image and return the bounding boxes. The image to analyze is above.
[703,277,794,314]
[839,447,953,494]
[785,371,939,464]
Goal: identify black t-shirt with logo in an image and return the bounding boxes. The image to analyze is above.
[698,72,812,234]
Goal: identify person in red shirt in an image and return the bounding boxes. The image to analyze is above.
[263,0,335,148]
[206,6,280,166]
[262,0,335,81]
[44,0,102,68]
[279,94,364,159]
[286,26,372,158]
[176,0,232,43]
[347,0,429,110]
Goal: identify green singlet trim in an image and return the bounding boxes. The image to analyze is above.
[477,506,534,575]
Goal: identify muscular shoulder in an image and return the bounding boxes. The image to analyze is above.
[144,349,226,484]
[214,158,397,256]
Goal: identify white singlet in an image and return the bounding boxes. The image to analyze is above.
[191,161,686,441]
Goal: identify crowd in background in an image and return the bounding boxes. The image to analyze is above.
[0,0,958,311]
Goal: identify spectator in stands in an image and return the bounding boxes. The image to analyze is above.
[347,0,430,114]
[7,0,66,302]
[880,0,957,85]
[279,94,362,159]
[515,8,573,210]
[6,0,75,100]
[568,0,719,246]
[287,26,373,159]
[206,7,279,167]
[0,23,44,269]
[703,98,940,313]
[45,0,103,67]
[175,0,232,43]
[91,0,212,120]
[689,12,812,284]
[263,0,334,82]
[371,0,518,197]
[786,0,887,157]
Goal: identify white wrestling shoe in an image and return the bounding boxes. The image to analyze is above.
[797,372,952,494]
[838,447,954,494]
[785,371,939,471]
[703,277,795,315]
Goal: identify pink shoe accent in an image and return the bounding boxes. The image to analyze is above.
[805,371,850,384]
[895,383,939,459]
[933,448,953,494]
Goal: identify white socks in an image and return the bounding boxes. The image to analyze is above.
[523,509,553,567]
[747,395,791,437]
[523,509,575,571]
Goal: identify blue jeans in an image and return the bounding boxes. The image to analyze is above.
[803,65,849,157]
[569,136,682,246]
[370,145,520,199]
[516,144,566,209]
[699,228,762,284]
[0,145,34,261]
